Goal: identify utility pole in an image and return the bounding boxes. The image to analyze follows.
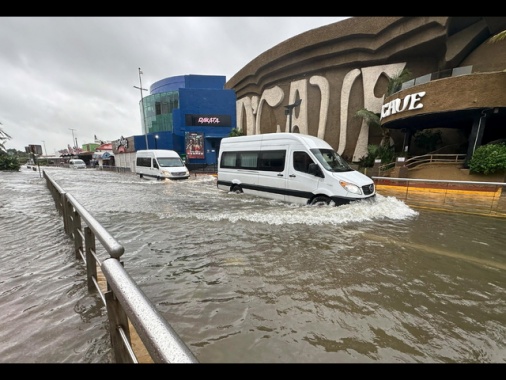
[134,68,149,149]
[42,140,47,156]
[69,128,76,149]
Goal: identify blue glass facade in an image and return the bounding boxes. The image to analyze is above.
[133,74,236,166]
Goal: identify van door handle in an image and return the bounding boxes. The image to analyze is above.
[289,174,296,177]
[277,173,284,177]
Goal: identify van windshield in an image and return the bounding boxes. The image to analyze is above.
[310,149,353,172]
[157,157,184,167]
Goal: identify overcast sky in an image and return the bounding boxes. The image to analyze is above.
[0,17,348,155]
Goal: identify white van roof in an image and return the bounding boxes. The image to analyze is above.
[220,133,332,149]
[136,149,181,157]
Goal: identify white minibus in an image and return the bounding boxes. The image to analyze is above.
[135,150,190,180]
[69,159,86,169]
[217,133,375,206]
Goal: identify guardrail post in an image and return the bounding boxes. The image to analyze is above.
[104,289,135,363]
[73,210,82,260]
[85,227,98,292]
[396,157,408,178]
[62,195,71,235]
[371,159,381,176]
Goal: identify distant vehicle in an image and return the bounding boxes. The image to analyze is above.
[217,133,376,206]
[135,150,190,180]
[69,159,86,169]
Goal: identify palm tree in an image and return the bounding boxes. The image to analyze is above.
[355,108,381,133]
[355,68,412,158]
[386,68,413,96]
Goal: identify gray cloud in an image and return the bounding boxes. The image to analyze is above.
[0,16,347,154]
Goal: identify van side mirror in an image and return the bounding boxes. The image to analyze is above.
[308,163,324,178]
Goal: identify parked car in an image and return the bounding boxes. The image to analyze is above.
[69,159,86,169]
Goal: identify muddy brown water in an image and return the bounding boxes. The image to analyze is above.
[1,167,505,363]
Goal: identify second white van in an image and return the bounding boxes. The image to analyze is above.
[135,150,190,180]
[69,159,86,169]
[217,133,376,206]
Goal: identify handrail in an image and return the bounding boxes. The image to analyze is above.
[397,65,473,93]
[102,259,197,363]
[42,170,198,364]
[403,153,466,169]
[367,154,466,178]
[373,176,506,186]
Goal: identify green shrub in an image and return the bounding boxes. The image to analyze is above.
[229,128,245,137]
[0,154,21,171]
[469,143,506,175]
[358,144,396,168]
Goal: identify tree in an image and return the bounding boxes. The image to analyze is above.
[355,68,413,144]
[354,68,413,166]
[229,128,245,137]
[354,108,393,149]
[386,68,413,96]
[354,109,395,166]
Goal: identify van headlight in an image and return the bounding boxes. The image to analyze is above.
[339,180,362,195]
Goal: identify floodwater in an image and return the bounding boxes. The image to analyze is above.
[1,166,505,363]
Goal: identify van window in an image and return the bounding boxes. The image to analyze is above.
[221,152,238,168]
[136,157,151,167]
[311,149,353,172]
[158,157,184,167]
[220,150,286,172]
[239,152,257,168]
[293,151,315,173]
[258,150,285,171]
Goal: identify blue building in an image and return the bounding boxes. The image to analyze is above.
[132,74,236,168]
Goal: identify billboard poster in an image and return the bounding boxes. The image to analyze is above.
[185,132,204,159]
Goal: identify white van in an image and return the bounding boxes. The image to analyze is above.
[217,133,376,206]
[69,159,86,169]
[135,150,190,180]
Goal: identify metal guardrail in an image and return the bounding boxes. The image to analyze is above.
[365,154,466,178]
[398,65,473,93]
[403,153,466,169]
[43,170,198,364]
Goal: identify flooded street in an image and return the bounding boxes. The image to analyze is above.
[1,166,505,363]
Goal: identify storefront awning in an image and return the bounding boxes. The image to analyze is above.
[93,151,114,159]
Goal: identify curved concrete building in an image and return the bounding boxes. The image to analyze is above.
[225,16,506,164]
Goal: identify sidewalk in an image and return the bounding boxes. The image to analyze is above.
[406,163,506,182]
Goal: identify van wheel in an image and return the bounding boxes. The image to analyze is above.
[311,195,332,206]
[231,185,243,194]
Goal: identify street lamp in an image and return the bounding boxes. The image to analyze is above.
[284,99,302,133]
[155,134,159,149]
[134,67,149,149]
